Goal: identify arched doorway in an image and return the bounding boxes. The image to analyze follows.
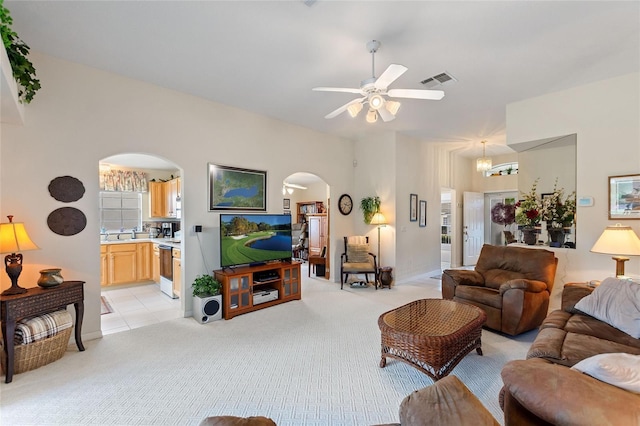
[99,153,184,335]
[284,172,330,280]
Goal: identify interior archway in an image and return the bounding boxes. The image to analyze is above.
[284,172,330,280]
[98,153,184,335]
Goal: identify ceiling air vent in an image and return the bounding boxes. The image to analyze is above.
[420,71,457,89]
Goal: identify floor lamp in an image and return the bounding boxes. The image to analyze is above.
[370,212,387,267]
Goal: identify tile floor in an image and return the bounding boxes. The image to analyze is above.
[101,283,181,335]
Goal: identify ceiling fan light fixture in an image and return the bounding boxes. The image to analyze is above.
[347,102,363,118]
[385,100,401,115]
[366,109,378,123]
[369,94,384,110]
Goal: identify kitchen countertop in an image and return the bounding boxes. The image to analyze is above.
[100,238,181,249]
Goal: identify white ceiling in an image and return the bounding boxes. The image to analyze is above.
[6,1,640,161]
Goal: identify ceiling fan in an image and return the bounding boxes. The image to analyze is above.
[313,40,445,123]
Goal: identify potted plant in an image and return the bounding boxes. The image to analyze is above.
[360,196,380,224]
[192,274,221,297]
[0,1,40,103]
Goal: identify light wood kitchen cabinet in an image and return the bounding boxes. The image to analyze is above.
[102,242,154,286]
[307,213,327,256]
[149,178,181,218]
[136,242,152,281]
[172,248,181,297]
[152,243,160,283]
[100,245,108,286]
[149,181,165,218]
[108,243,137,285]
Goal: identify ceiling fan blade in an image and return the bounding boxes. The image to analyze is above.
[324,97,366,119]
[313,87,363,95]
[374,64,408,90]
[387,89,445,100]
[377,106,396,122]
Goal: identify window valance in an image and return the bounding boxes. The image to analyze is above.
[99,170,148,192]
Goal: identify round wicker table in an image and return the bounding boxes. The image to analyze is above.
[378,298,487,381]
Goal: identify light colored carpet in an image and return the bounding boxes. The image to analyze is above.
[0,273,535,425]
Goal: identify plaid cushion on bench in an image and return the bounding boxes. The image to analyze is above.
[14,310,73,345]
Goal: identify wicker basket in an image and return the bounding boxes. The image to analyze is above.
[1,327,72,375]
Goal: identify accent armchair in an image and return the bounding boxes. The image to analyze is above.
[442,244,557,336]
[340,236,378,289]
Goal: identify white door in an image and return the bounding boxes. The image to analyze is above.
[463,192,484,266]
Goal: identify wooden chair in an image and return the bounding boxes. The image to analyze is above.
[340,236,378,289]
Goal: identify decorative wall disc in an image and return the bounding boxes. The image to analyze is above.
[47,207,87,236]
[48,176,85,203]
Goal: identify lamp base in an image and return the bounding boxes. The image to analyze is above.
[1,284,28,296]
[612,256,629,278]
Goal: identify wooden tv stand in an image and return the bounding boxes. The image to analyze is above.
[214,261,302,320]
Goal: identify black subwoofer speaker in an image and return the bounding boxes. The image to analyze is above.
[193,294,222,323]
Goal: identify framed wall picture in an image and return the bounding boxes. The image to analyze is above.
[410,193,418,222]
[608,174,640,219]
[419,200,427,227]
[283,198,290,209]
[208,163,267,211]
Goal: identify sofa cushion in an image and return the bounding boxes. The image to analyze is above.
[502,358,640,426]
[398,375,499,426]
[572,353,640,394]
[574,277,640,338]
[454,286,502,309]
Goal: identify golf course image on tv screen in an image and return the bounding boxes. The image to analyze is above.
[220,214,292,267]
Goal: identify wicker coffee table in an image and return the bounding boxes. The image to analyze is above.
[378,298,487,381]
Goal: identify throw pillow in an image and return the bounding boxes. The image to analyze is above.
[574,277,640,338]
[347,243,370,263]
[571,353,640,394]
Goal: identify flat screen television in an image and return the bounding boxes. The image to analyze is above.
[220,213,292,268]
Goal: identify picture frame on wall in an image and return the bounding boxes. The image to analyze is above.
[208,163,267,211]
[410,194,418,222]
[283,198,290,209]
[419,200,427,227]
[608,174,640,219]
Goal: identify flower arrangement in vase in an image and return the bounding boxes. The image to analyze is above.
[541,179,576,229]
[515,179,542,245]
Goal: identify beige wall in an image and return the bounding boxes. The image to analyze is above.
[0,53,357,339]
[507,72,640,287]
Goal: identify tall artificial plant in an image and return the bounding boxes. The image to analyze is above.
[0,0,40,103]
[360,196,381,224]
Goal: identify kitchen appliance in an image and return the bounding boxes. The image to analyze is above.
[159,244,176,298]
[162,222,179,239]
[149,226,161,238]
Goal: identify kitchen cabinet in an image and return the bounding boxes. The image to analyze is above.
[149,178,181,218]
[108,243,137,285]
[152,243,160,283]
[100,245,108,286]
[136,242,152,281]
[101,242,154,286]
[149,181,165,218]
[307,214,327,256]
[172,248,181,298]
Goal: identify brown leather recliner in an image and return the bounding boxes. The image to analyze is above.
[442,244,557,336]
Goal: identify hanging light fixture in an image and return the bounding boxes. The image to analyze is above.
[369,94,384,110]
[347,102,363,118]
[476,140,492,172]
[366,109,378,123]
[385,100,401,115]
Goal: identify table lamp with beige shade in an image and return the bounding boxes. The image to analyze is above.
[590,223,640,278]
[1,215,39,296]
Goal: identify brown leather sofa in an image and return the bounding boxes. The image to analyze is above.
[442,244,557,335]
[500,283,640,425]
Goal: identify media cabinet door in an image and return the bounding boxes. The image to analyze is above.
[225,273,251,318]
[282,264,302,301]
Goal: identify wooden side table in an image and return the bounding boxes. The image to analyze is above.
[0,280,85,383]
